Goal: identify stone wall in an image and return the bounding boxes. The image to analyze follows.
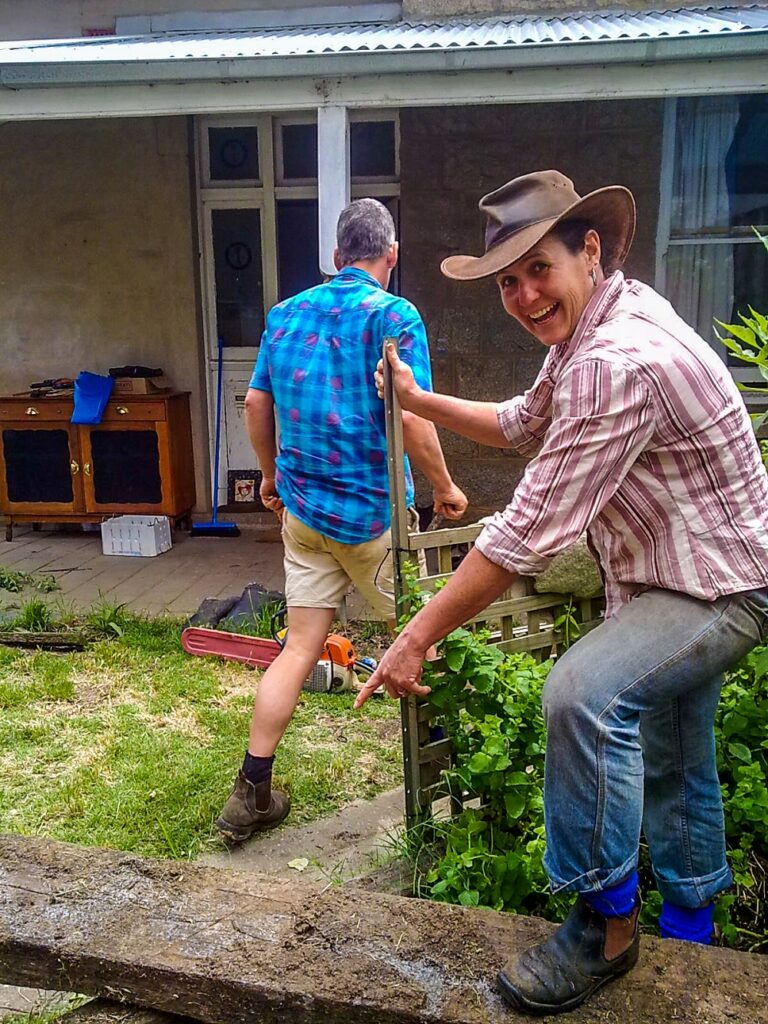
[404,0,758,16]
[0,116,209,511]
[0,0,385,40]
[399,99,663,518]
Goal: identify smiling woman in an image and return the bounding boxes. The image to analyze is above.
[359,169,768,1015]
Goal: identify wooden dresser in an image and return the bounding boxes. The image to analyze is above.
[0,392,196,540]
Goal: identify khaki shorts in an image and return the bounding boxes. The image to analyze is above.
[282,509,418,619]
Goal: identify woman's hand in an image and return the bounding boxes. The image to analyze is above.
[374,343,424,412]
[353,628,432,708]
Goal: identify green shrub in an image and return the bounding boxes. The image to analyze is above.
[408,623,768,949]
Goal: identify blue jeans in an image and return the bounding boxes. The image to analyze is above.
[542,587,768,908]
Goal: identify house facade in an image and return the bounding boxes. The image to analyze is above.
[1,1,766,519]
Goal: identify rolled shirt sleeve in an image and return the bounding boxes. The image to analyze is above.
[477,357,655,576]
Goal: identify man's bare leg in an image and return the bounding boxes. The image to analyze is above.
[215,605,335,841]
[248,605,336,755]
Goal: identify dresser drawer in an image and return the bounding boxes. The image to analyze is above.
[0,402,72,421]
[101,401,166,422]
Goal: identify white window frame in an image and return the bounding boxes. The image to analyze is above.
[656,95,768,394]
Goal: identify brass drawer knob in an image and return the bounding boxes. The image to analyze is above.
[25,406,39,416]
[116,406,129,415]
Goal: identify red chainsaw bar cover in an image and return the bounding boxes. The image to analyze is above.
[181,626,282,668]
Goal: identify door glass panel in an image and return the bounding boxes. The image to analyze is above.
[208,127,260,182]
[277,199,322,301]
[281,123,317,181]
[212,208,265,347]
[3,429,73,503]
[351,121,396,178]
[90,430,161,504]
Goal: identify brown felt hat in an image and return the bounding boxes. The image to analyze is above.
[441,170,636,281]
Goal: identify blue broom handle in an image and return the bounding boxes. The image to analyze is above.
[211,337,225,525]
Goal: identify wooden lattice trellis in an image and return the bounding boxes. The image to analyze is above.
[382,339,604,825]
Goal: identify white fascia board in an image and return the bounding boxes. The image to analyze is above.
[116,5,401,34]
[1,54,767,121]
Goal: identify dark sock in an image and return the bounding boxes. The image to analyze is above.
[242,751,274,787]
[659,900,714,944]
[582,870,639,917]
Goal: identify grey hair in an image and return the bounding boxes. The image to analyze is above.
[336,198,395,266]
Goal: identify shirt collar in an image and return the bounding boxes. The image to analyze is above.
[335,266,383,289]
[546,270,626,374]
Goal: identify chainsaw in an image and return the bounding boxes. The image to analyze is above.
[180,608,377,694]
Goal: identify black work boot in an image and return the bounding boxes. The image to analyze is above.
[215,771,291,843]
[497,897,640,1016]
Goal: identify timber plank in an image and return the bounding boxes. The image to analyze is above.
[1,835,767,1024]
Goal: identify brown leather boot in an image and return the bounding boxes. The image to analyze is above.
[215,771,291,843]
[497,897,640,1016]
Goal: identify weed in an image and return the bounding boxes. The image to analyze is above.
[0,567,59,594]
[13,598,54,632]
[86,601,128,638]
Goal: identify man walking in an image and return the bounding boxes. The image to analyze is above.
[215,198,467,842]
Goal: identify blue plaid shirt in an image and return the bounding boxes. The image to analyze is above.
[250,267,433,544]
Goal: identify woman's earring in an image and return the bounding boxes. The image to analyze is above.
[590,267,598,286]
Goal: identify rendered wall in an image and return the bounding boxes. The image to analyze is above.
[0,116,209,511]
[405,0,758,15]
[399,99,663,518]
[0,0,383,40]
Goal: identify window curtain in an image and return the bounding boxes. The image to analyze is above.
[666,96,740,342]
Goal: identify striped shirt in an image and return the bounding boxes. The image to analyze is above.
[476,271,768,618]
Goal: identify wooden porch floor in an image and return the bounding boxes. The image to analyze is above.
[0,525,287,618]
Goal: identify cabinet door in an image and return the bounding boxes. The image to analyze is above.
[0,423,83,514]
[80,423,169,513]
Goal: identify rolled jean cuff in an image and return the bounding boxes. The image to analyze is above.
[653,864,733,909]
[544,851,639,896]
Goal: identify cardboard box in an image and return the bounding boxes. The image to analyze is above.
[111,376,169,395]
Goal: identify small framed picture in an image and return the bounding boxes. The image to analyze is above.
[227,469,263,505]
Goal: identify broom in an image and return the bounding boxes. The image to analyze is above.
[191,337,240,538]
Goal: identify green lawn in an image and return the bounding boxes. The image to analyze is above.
[0,614,402,860]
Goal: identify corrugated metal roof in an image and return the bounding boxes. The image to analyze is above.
[2,4,768,64]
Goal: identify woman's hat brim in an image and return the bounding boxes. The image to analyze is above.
[440,186,636,281]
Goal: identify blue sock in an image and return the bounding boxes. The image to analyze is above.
[582,871,639,917]
[659,900,714,944]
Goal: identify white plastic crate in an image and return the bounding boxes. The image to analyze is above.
[101,515,172,557]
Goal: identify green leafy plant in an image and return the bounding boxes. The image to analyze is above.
[86,600,129,638]
[0,567,59,593]
[714,227,768,429]
[396,570,767,949]
[13,598,54,632]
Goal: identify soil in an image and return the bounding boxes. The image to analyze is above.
[1,834,766,1024]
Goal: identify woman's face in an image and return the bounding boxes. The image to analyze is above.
[495,230,601,347]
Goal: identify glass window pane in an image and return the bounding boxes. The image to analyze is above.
[351,121,396,178]
[212,209,264,346]
[281,123,318,180]
[665,241,768,347]
[671,95,768,234]
[277,199,322,301]
[209,127,260,181]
